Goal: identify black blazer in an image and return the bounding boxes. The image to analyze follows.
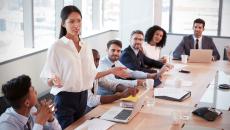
[119,46,164,73]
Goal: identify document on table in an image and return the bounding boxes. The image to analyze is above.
[172,63,188,70]
[154,87,191,101]
[163,63,188,75]
[164,79,192,87]
[74,118,116,130]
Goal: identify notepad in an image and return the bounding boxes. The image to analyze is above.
[74,118,115,130]
[120,95,139,102]
[154,88,191,101]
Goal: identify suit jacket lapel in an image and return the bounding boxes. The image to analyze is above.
[201,36,206,49]
[127,46,140,65]
[188,35,195,49]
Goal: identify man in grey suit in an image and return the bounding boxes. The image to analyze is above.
[173,18,220,60]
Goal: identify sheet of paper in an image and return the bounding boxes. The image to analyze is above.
[75,118,116,130]
[181,81,193,87]
[154,88,189,99]
[163,63,188,75]
[172,63,187,70]
[164,79,192,87]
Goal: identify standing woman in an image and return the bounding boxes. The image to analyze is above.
[40,5,128,129]
[143,25,167,63]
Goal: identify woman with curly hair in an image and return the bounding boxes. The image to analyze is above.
[143,25,167,63]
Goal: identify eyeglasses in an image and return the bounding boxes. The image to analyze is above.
[133,38,144,41]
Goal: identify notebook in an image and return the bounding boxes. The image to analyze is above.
[188,49,213,63]
[154,87,191,102]
[100,90,147,123]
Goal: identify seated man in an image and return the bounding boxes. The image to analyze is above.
[98,39,170,95]
[120,30,167,73]
[173,18,220,60]
[0,75,61,130]
[86,49,138,111]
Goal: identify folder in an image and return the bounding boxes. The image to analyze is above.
[154,88,191,102]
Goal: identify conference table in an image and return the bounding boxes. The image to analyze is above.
[65,61,230,130]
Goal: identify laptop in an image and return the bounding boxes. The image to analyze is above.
[188,49,213,63]
[100,90,147,123]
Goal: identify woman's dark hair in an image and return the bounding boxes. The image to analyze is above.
[92,49,99,56]
[59,5,82,38]
[2,75,31,109]
[144,25,167,48]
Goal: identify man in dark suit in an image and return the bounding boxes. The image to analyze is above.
[120,30,171,74]
[173,18,220,60]
[119,30,173,88]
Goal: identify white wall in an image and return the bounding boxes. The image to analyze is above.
[0,52,48,96]
[84,30,118,57]
[120,0,154,48]
[0,30,119,97]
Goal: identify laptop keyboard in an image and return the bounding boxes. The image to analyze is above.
[114,109,132,120]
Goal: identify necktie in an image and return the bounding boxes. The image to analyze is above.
[111,64,115,68]
[195,39,199,49]
[137,52,142,65]
[26,116,32,130]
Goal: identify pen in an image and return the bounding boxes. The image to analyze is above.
[181,123,185,128]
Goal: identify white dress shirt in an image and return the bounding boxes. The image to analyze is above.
[40,36,97,95]
[0,107,61,130]
[193,35,203,49]
[142,43,161,60]
[97,56,148,88]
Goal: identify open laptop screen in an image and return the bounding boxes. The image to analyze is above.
[189,49,213,63]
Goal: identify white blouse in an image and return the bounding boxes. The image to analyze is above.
[40,36,97,95]
[142,43,161,60]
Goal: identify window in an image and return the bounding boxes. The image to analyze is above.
[81,0,93,36]
[221,0,230,36]
[33,0,55,48]
[102,0,120,30]
[0,0,121,63]
[161,0,230,37]
[0,0,24,59]
[64,0,73,6]
[172,0,219,35]
[162,0,170,32]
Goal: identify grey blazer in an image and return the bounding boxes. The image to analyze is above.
[173,35,220,60]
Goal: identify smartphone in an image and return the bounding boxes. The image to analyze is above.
[179,70,190,74]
